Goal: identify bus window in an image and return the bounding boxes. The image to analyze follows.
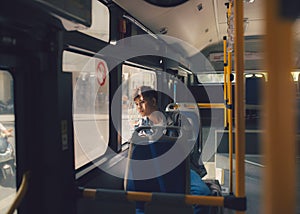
[0,70,15,213]
[78,0,109,42]
[196,73,225,84]
[63,51,109,169]
[121,64,156,144]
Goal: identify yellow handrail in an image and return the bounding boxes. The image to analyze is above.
[6,171,31,214]
[82,188,225,207]
[128,192,225,207]
[197,103,225,109]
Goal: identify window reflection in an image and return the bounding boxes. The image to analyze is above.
[121,64,157,144]
[63,51,110,169]
[0,70,16,213]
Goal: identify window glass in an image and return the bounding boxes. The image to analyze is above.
[197,72,268,84]
[0,70,16,213]
[63,51,109,169]
[196,73,225,83]
[121,64,156,143]
[78,0,109,42]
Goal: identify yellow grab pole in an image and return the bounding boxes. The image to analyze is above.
[228,50,234,194]
[234,0,246,213]
[226,1,234,195]
[223,36,228,128]
[263,0,296,213]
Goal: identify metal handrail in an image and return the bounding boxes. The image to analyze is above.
[6,171,31,214]
[80,188,246,211]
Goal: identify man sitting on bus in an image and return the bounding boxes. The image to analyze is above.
[129,86,211,214]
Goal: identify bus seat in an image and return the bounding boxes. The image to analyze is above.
[165,102,206,168]
[125,126,191,211]
[144,192,193,214]
[77,188,135,214]
[245,75,265,105]
[165,103,202,150]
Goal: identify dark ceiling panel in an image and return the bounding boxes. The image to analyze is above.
[143,0,188,7]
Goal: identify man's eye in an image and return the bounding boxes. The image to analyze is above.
[135,100,145,106]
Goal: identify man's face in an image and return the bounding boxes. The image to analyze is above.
[134,95,155,117]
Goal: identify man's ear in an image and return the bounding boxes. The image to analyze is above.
[151,97,157,106]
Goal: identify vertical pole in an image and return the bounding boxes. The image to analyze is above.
[226,2,235,195]
[227,51,234,195]
[233,0,246,213]
[263,0,296,213]
[223,36,228,128]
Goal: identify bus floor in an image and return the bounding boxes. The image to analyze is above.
[215,154,300,214]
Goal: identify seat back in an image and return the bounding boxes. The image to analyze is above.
[165,103,202,151]
[165,103,207,178]
[125,126,191,210]
[245,75,265,105]
[126,126,190,193]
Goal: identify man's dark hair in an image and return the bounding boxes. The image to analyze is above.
[133,86,158,101]
[133,86,175,111]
